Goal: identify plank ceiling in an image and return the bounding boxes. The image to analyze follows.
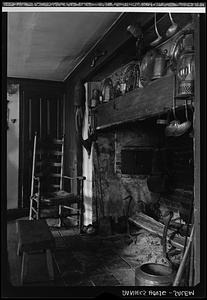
[7,12,121,81]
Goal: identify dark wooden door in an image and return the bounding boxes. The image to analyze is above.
[19,85,65,208]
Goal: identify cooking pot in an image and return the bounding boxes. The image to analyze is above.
[152,51,167,80]
[135,263,175,286]
[140,49,158,86]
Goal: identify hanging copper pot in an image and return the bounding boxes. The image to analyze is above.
[152,51,167,80]
[140,49,157,87]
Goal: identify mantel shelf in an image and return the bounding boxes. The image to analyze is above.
[95,75,189,130]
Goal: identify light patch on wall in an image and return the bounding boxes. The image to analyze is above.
[82,83,93,225]
[7,84,19,209]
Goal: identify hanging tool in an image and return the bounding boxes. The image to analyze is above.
[162,211,174,266]
[166,13,178,38]
[150,13,162,46]
[173,225,194,286]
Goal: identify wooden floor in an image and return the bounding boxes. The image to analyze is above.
[7,219,139,287]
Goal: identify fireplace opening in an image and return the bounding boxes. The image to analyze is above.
[121,146,153,175]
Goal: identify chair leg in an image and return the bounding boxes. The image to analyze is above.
[46,249,54,281]
[58,205,62,227]
[29,200,33,220]
[20,252,28,285]
[17,243,21,256]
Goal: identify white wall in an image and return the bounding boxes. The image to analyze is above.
[82,83,93,225]
[7,84,19,209]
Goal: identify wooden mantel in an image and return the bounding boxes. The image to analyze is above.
[96,74,177,130]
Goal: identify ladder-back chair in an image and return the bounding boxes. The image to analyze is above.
[29,132,85,230]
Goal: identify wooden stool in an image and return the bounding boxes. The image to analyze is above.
[17,219,55,285]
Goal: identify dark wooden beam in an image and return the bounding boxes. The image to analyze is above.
[8,77,65,90]
[96,75,177,130]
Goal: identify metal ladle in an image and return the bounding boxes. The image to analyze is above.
[166,13,178,38]
[150,13,162,46]
[174,99,191,136]
[172,99,191,137]
[165,75,180,136]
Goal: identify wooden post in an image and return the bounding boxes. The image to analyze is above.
[193,13,200,286]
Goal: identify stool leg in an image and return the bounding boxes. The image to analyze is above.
[21,252,28,285]
[46,249,54,281]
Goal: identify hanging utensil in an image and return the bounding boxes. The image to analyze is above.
[175,99,192,136]
[165,98,192,137]
[173,225,194,286]
[165,75,180,136]
[166,13,178,38]
[150,13,162,47]
[171,99,191,137]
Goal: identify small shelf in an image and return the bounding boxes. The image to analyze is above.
[175,95,194,100]
[95,75,184,130]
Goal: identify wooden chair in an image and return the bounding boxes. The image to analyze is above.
[29,133,85,230]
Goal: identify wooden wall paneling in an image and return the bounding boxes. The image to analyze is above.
[17,80,65,208]
[40,97,47,141]
[64,82,77,181]
[47,98,50,137]
[39,97,42,140]
[28,98,32,143]
[49,96,58,139]
[18,88,25,208]
[56,97,60,139]
[63,93,66,136]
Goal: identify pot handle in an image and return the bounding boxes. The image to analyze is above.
[172,74,177,119]
[185,99,189,121]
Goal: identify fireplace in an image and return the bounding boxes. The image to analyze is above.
[91,117,193,234]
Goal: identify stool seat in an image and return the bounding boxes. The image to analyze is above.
[17,219,55,253]
[16,219,55,284]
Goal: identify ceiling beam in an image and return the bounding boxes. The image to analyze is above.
[64,12,156,83]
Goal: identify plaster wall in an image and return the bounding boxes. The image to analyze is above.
[7,84,19,209]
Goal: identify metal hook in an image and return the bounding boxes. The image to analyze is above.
[91,50,107,68]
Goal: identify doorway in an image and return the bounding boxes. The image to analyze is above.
[19,84,65,208]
